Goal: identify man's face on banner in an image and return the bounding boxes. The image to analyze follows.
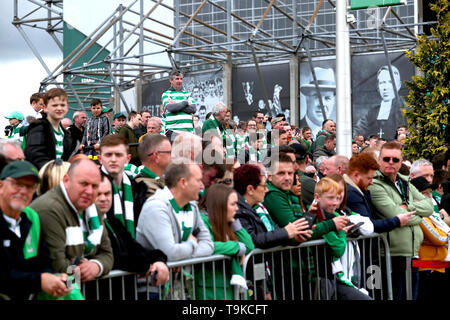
[377,69,400,102]
[306,90,336,127]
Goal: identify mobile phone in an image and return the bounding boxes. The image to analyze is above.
[302,211,316,229]
[149,271,158,286]
[347,221,364,235]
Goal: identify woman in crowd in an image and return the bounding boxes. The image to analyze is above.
[37,159,71,196]
[197,183,255,300]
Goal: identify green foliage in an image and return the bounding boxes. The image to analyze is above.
[403,0,450,160]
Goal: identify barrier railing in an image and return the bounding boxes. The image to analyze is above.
[240,233,392,300]
[81,254,240,300]
[80,233,392,300]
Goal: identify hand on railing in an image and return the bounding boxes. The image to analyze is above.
[145,261,170,286]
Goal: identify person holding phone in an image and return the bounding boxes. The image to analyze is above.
[313,177,373,300]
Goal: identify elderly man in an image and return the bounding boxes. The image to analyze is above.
[323,154,349,176]
[0,161,72,299]
[30,158,114,282]
[68,111,87,144]
[202,102,228,156]
[135,134,171,198]
[0,139,25,173]
[369,141,434,300]
[136,161,214,261]
[410,159,442,211]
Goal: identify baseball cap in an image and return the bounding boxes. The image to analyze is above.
[0,160,40,182]
[410,176,437,192]
[5,111,24,121]
[270,116,284,126]
[102,106,113,113]
[113,112,126,120]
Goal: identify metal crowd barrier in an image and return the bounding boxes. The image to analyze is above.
[240,233,392,300]
[81,254,240,300]
[80,233,392,301]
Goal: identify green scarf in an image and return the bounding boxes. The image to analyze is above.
[140,166,159,179]
[80,204,103,255]
[169,198,194,242]
[22,207,40,260]
[103,166,135,238]
[252,203,276,232]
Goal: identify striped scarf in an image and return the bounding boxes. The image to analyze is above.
[80,204,104,255]
[102,166,135,238]
[53,126,64,159]
[169,197,194,241]
[8,123,24,142]
[252,203,276,232]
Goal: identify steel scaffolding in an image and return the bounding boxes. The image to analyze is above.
[11,0,436,112]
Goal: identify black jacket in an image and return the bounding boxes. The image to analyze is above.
[346,183,400,233]
[0,211,53,300]
[104,174,167,273]
[24,117,76,170]
[235,193,292,249]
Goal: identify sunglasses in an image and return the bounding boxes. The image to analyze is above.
[382,157,400,163]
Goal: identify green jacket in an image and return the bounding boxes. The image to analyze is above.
[313,145,335,161]
[118,124,139,163]
[313,130,330,149]
[195,212,254,300]
[368,170,434,256]
[263,181,335,240]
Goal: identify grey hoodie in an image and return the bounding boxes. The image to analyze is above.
[136,186,214,261]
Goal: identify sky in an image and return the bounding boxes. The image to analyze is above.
[0,0,62,133]
[0,0,173,134]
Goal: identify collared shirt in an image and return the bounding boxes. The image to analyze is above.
[3,213,21,238]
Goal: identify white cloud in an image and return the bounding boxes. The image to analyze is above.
[0,58,61,133]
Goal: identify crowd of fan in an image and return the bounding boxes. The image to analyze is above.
[2,78,450,302]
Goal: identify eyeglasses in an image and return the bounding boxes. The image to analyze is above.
[382,157,400,163]
[148,150,171,157]
[256,183,268,189]
[5,178,36,192]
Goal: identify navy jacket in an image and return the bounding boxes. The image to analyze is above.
[0,211,53,300]
[346,183,400,233]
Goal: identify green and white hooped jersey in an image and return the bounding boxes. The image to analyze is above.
[162,88,195,133]
[53,126,64,159]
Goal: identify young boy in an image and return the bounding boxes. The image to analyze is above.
[81,98,111,155]
[313,177,373,300]
[24,88,76,170]
[5,111,25,143]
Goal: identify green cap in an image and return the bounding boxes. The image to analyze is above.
[0,160,40,181]
[102,106,113,113]
[113,112,126,120]
[5,111,24,121]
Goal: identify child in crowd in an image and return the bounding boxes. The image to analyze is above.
[81,98,111,156]
[5,111,25,144]
[24,88,76,170]
[313,176,373,300]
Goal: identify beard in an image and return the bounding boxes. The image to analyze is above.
[10,199,26,212]
[356,179,368,192]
